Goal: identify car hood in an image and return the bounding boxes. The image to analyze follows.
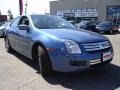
[42,28,108,43]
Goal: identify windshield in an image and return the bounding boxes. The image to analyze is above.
[31,15,75,29]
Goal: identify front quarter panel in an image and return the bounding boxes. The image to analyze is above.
[29,28,66,59]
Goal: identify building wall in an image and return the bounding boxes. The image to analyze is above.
[50,0,120,21]
[0,15,7,22]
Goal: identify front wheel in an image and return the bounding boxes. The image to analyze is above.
[38,46,53,76]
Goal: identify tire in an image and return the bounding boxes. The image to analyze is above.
[4,37,13,52]
[38,46,53,76]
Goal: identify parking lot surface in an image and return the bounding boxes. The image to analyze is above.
[0,34,120,90]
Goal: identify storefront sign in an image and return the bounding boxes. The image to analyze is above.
[56,8,98,17]
[75,12,98,17]
[56,12,64,17]
[64,13,75,17]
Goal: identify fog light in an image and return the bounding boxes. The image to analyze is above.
[69,61,87,66]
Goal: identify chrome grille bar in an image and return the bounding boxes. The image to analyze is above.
[83,41,111,51]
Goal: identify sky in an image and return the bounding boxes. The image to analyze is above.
[0,0,56,17]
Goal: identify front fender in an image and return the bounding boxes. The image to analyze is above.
[29,29,66,58]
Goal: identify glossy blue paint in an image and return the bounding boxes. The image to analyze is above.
[5,15,113,72]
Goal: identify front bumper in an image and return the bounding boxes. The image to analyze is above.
[48,47,113,72]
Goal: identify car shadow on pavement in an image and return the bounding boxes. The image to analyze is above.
[0,36,4,38]
[11,51,120,90]
[44,64,120,90]
[104,32,120,35]
[10,51,40,73]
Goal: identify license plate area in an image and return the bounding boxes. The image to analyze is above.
[103,52,112,62]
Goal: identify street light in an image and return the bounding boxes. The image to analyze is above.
[25,1,28,14]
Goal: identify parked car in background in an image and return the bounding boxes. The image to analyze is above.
[68,20,76,26]
[0,22,3,26]
[5,15,113,76]
[0,22,10,37]
[96,21,117,34]
[76,21,98,32]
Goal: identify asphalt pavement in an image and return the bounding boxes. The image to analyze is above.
[0,34,120,90]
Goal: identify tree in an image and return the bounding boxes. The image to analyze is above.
[7,9,13,21]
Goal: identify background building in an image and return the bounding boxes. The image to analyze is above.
[50,0,120,24]
[0,15,7,26]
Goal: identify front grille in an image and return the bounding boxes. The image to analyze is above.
[82,41,111,52]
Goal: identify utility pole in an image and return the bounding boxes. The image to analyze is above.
[25,1,28,14]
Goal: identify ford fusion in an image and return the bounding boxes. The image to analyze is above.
[5,15,113,76]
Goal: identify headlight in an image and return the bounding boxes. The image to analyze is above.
[62,39,81,54]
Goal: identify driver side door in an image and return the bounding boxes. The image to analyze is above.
[15,16,31,57]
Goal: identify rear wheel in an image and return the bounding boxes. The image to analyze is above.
[38,46,53,76]
[4,37,13,52]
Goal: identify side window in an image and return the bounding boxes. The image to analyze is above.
[19,16,29,26]
[11,17,21,28]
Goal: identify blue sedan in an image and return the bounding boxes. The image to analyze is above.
[96,21,114,34]
[5,15,113,76]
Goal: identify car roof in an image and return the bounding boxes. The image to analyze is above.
[19,14,52,17]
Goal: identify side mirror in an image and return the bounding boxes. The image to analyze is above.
[19,24,30,31]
